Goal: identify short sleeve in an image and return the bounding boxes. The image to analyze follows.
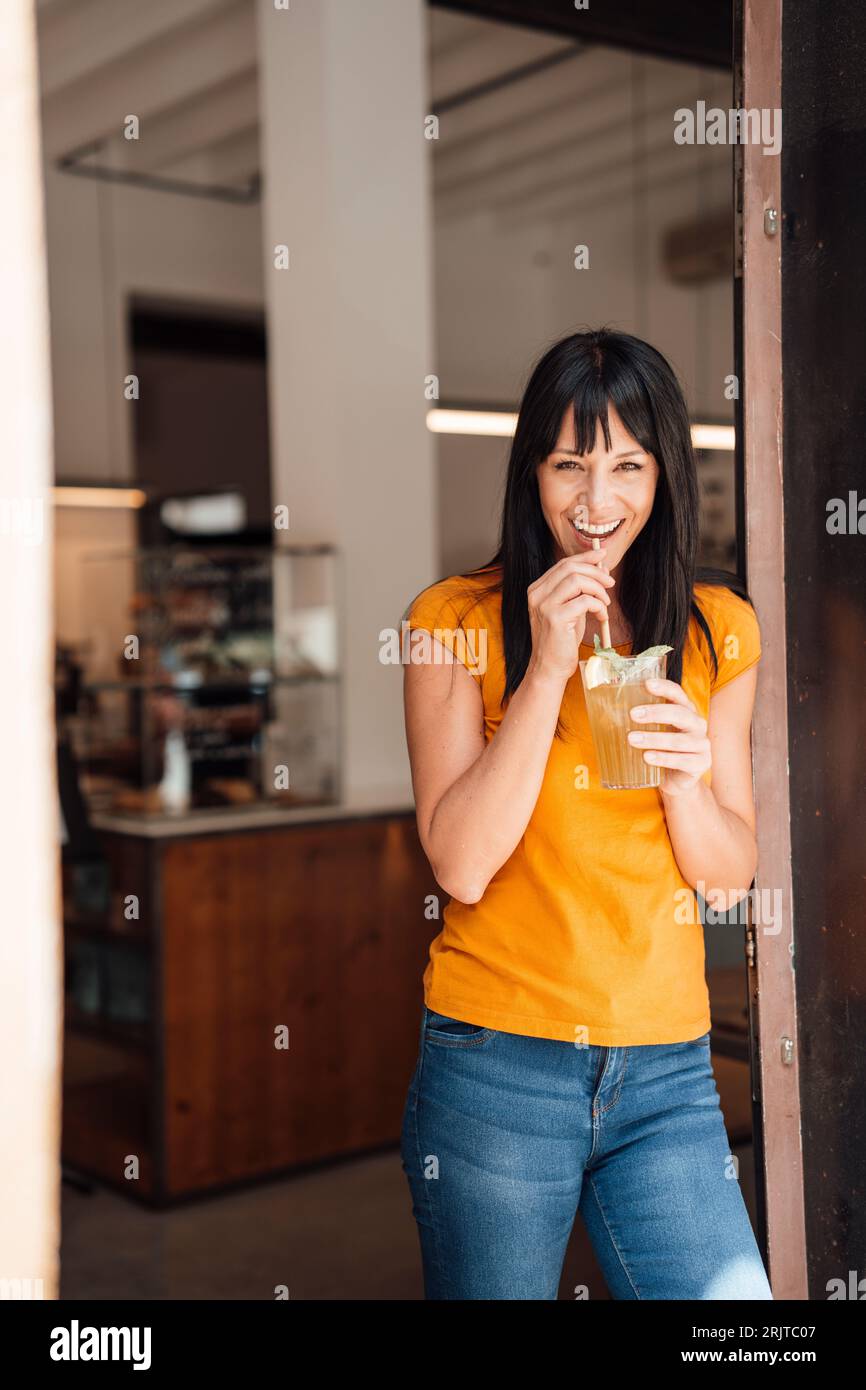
[403,579,489,683]
[706,588,762,693]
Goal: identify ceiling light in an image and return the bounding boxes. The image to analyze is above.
[53,487,147,509]
[426,408,518,437]
[690,424,735,452]
[426,407,735,451]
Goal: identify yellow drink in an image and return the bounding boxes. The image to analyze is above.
[579,651,668,790]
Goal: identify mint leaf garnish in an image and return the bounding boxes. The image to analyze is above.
[636,644,674,660]
[591,633,672,675]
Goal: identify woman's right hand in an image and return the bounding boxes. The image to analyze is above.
[526,550,615,683]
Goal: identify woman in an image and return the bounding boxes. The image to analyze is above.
[399,328,773,1301]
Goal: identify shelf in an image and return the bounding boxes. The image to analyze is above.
[64,915,151,947]
[65,1007,152,1053]
[84,672,338,691]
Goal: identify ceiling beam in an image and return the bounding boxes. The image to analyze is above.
[430,0,733,70]
[41,0,255,159]
[37,0,236,98]
[160,126,261,184]
[88,70,259,174]
[433,64,729,197]
[430,20,574,104]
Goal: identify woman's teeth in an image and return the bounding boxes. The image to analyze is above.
[572,517,624,538]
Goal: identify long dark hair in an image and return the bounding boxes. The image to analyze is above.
[410,327,753,727]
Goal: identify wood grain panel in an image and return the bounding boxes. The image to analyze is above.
[160,816,437,1194]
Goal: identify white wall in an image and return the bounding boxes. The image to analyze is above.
[43,163,264,483]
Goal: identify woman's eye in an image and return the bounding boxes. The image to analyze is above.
[554,458,643,472]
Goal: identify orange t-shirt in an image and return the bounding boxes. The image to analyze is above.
[405,568,761,1046]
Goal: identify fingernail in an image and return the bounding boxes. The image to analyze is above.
[631,707,645,718]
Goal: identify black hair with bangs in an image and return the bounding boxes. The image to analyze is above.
[407,327,753,731]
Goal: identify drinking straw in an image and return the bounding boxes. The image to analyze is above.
[591,538,612,647]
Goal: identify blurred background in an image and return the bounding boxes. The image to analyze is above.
[37,0,758,1298]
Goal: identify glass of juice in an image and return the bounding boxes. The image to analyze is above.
[579,643,672,790]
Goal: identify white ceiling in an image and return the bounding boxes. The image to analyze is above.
[37,0,258,190]
[36,1,729,214]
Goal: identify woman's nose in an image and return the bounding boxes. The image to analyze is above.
[576,479,613,513]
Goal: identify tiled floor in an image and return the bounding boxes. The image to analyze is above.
[61,1138,761,1300]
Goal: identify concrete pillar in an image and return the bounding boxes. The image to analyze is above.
[257,0,436,801]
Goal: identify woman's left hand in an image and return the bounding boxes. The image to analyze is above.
[627,677,711,796]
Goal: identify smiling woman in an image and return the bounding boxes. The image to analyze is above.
[486,327,709,691]
[539,406,660,641]
[398,327,770,1301]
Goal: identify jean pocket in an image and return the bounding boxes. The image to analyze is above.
[423,1007,496,1048]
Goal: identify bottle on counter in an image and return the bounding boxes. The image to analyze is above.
[159,729,191,813]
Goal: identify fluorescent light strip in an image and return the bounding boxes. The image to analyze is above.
[426,408,735,452]
[426,408,519,437]
[53,487,148,509]
[689,424,735,452]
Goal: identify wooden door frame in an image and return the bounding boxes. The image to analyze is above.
[735,0,808,1297]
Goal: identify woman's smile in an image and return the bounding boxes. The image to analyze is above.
[569,514,627,548]
[538,402,659,569]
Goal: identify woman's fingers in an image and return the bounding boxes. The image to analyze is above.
[627,731,708,752]
[528,550,612,604]
[644,677,690,706]
[629,681,712,785]
[638,750,708,772]
[631,702,706,733]
[543,567,612,610]
[561,593,609,622]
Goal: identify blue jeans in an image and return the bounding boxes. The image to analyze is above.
[400,1007,774,1300]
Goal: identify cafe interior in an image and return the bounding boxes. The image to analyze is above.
[39,0,756,1299]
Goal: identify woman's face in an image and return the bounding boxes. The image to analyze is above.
[537,403,660,575]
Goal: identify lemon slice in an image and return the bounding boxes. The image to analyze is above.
[582,654,610,689]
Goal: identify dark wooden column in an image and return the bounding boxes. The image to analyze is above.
[780,0,866,1299]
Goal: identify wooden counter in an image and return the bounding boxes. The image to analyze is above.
[62,806,437,1205]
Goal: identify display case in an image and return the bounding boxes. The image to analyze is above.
[67,545,341,818]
